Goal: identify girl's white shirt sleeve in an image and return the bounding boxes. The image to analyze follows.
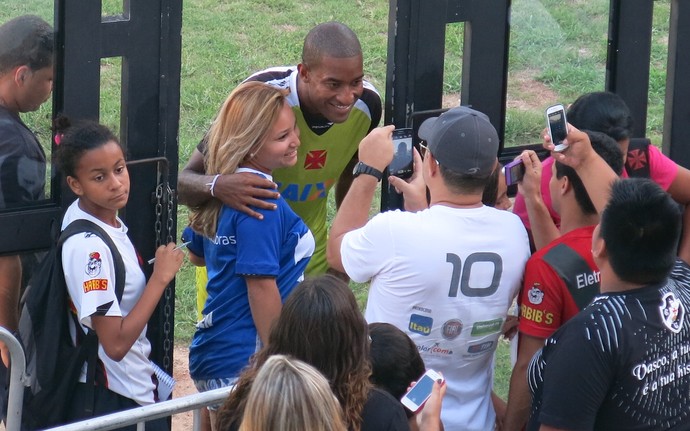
[62,233,123,329]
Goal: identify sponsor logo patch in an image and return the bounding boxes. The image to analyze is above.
[576,270,601,289]
[83,278,108,293]
[417,342,453,356]
[413,305,432,314]
[85,252,102,277]
[520,304,554,325]
[466,341,494,355]
[470,318,503,336]
[409,314,433,336]
[442,319,462,340]
[527,284,544,305]
[660,292,684,333]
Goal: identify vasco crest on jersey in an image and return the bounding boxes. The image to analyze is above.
[659,292,684,333]
[85,251,102,277]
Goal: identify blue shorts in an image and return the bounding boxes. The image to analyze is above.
[193,377,237,411]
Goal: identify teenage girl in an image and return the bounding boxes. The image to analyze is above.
[56,121,184,429]
[186,81,314,429]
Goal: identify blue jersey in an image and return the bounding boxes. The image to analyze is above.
[189,172,314,380]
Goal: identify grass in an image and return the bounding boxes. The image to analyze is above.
[2,0,673,401]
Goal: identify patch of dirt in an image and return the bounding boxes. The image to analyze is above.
[172,345,196,431]
[442,93,460,108]
[507,70,559,110]
[441,70,558,112]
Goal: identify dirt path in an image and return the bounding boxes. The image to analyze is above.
[171,345,196,431]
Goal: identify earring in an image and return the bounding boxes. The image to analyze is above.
[248,153,255,158]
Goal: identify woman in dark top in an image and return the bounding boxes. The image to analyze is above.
[215,274,409,431]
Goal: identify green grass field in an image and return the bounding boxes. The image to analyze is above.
[1,0,673,400]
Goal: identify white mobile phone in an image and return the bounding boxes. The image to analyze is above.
[400,369,444,413]
[545,104,569,151]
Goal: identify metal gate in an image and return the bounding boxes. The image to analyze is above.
[383,0,690,209]
[0,0,182,378]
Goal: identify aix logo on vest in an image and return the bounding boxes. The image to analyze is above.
[304,150,327,170]
[278,179,336,202]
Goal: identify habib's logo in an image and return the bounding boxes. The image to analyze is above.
[85,251,102,276]
[304,150,327,170]
[83,279,108,293]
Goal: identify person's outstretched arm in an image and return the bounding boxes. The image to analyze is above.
[518,151,560,250]
[327,126,395,273]
[177,148,279,219]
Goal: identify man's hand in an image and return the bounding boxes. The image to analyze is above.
[418,377,446,431]
[213,173,279,220]
[178,149,279,220]
[358,125,395,172]
[389,147,428,212]
[544,123,596,170]
[516,150,543,203]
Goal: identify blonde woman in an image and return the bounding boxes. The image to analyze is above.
[186,82,315,429]
[239,355,346,431]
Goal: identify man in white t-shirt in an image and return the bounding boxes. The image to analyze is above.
[327,107,530,431]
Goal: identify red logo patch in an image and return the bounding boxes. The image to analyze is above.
[627,149,648,170]
[83,279,108,293]
[304,150,327,170]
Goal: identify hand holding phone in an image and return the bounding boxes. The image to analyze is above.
[504,158,525,186]
[388,128,414,179]
[545,104,569,152]
[401,369,444,413]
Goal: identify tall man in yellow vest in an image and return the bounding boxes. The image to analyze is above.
[178,22,381,314]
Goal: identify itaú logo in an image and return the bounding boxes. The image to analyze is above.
[408,314,433,335]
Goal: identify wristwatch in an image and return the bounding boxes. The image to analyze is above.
[352,161,383,181]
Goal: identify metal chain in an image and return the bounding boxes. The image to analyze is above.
[154,184,164,248]
[162,180,174,370]
[153,178,175,370]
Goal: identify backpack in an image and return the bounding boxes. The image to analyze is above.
[17,219,125,429]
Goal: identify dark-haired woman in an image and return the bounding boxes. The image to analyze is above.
[216,275,409,431]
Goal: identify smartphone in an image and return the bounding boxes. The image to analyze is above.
[400,369,444,413]
[504,158,525,186]
[545,104,569,151]
[388,128,414,178]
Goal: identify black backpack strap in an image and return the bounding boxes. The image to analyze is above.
[541,243,600,311]
[58,219,126,417]
[625,138,651,178]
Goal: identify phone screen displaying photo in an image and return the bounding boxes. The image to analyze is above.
[547,110,568,146]
[389,128,413,178]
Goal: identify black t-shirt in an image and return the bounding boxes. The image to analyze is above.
[0,106,46,209]
[360,387,409,431]
[528,277,690,431]
[0,106,47,306]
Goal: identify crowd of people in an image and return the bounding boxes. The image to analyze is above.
[1,11,690,431]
